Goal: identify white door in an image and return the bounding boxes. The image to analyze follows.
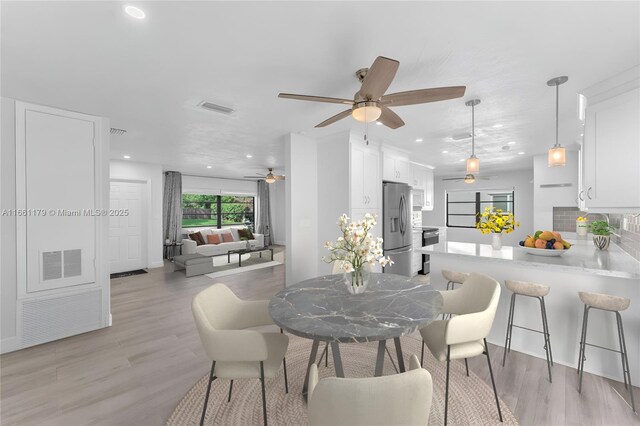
[109,181,147,273]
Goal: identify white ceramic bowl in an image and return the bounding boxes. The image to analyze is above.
[518,245,569,257]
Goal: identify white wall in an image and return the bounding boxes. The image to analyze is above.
[110,160,164,268]
[1,97,18,346]
[533,150,580,230]
[182,175,256,196]
[422,168,534,247]
[285,133,319,287]
[269,180,286,245]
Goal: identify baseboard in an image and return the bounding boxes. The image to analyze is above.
[148,261,165,269]
[0,336,21,354]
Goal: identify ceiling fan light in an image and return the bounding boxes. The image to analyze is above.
[464,174,476,184]
[466,155,480,174]
[548,145,566,167]
[352,103,382,123]
[265,175,276,184]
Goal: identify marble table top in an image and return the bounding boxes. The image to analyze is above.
[268,273,443,343]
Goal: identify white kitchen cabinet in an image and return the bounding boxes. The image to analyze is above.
[424,168,434,210]
[351,142,380,210]
[582,86,640,212]
[382,148,410,184]
[409,163,434,211]
[410,163,425,189]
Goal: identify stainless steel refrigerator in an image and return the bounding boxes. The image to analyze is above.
[382,182,412,276]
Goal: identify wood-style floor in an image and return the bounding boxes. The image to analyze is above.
[1,249,638,425]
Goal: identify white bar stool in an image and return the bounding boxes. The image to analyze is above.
[577,291,635,413]
[502,280,553,382]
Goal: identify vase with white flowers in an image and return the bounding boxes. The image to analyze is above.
[324,213,393,295]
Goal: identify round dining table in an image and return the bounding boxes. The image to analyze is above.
[268,273,443,396]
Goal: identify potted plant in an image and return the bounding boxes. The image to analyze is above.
[476,206,520,250]
[323,213,393,295]
[590,220,614,250]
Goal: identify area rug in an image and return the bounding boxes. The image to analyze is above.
[205,253,282,279]
[166,334,518,426]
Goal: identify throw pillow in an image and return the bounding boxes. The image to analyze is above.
[188,232,205,246]
[207,234,221,245]
[221,233,234,243]
[237,228,255,240]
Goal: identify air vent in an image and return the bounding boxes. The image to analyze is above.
[198,101,235,115]
[110,128,127,135]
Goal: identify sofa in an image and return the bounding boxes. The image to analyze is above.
[181,226,265,257]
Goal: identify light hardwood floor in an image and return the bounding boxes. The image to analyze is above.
[1,250,638,425]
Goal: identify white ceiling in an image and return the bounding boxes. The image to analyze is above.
[2,1,639,178]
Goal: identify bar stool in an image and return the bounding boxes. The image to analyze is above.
[577,291,635,413]
[502,280,553,382]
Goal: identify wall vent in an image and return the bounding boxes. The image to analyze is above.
[42,249,82,281]
[110,128,127,135]
[64,249,82,277]
[198,101,235,115]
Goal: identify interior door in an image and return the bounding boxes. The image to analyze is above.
[109,181,147,273]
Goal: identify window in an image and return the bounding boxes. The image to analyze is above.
[446,189,514,228]
[182,194,255,229]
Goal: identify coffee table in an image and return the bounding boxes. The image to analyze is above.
[227,246,274,266]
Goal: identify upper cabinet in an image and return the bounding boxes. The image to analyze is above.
[409,162,434,211]
[351,142,380,210]
[581,67,640,213]
[382,148,410,184]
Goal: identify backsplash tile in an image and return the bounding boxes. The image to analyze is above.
[552,207,640,261]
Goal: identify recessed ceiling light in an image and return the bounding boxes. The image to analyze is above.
[206,165,212,169]
[492,124,503,128]
[580,133,584,137]
[376,121,383,126]
[123,155,131,159]
[246,154,253,159]
[124,5,145,19]
[441,150,448,154]
[415,138,423,142]
[507,141,516,145]
[518,152,525,155]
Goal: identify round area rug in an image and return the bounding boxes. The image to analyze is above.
[166,335,518,425]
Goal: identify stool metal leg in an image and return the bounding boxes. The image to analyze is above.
[502,292,516,366]
[578,306,590,393]
[539,297,552,383]
[541,297,554,366]
[615,312,628,390]
[577,304,588,375]
[616,311,636,413]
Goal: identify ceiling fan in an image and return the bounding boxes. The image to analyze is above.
[278,56,466,129]
[442,174,493,184]
[243,168,285,184]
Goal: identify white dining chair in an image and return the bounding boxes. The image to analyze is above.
[419,272,503,426]
[307,354,433,426]
[192,283,289,426]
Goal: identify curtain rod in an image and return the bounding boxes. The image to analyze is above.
[176,172,261,182]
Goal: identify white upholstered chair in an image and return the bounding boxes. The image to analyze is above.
[192,284,289,426]
[419,272,503,425]
[307,354,433,426]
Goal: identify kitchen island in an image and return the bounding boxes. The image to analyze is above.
[419,238,640,383]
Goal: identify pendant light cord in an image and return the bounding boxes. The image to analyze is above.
[555,83,559,148]
[471,103,475,156]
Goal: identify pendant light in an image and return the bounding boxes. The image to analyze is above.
[547,76,568,167]
[465,99,481,174]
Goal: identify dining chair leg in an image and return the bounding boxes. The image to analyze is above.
[200,361,216,426]
[282,357,289,394]
[227,380,233,402]
[484,339,503,422]
[325,343,329,367]
[541,297,554,366]
[464,358,469,377]
[616,312,636,413]
[538,297,552,383]
[502,293,516,367]
[578,307,590,394]
[444,345,451,426]
[420,340,425,367]
[260,361,268,426]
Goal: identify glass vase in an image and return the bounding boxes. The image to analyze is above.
[343,267,370,295]
[491,233,503,250]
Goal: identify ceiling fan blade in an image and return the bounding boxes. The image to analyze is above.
[358,56,399,101]
[278,93,354,105]
[315,109,353,128]
[381,86,466,107]
[274,175,285,181]
[243,176,265,179]
[441,177,464,181]
[378,105,405,129]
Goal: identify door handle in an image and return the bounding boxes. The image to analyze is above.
[587,187,593,200]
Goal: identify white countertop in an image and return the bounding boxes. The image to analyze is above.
[418,238,640,280]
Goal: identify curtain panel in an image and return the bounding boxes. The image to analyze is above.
[256,180,272,246]
[163,171,183,249]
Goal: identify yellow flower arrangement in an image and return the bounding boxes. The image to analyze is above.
[476,206,520,234]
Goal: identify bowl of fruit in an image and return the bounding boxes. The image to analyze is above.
[518,231,571,257]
